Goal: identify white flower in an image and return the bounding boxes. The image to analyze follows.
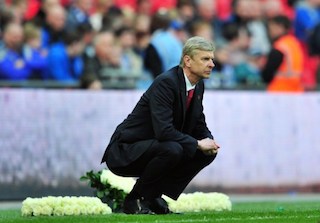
[100,169,135,193]
[21,198,34,216]
[164,192,232,213]
[63,205,75,216]
[53,206,65,216]
[40,204,53,216]
[21,196,112,217]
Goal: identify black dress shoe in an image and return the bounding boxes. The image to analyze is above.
[149,197,172,214]
[123,197,155,214]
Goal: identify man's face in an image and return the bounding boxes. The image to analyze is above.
[78,0,92,13]
[186,50,215,80]
[268,22,283,40]
[47,7,66,31]
[95,32,115,62]
[4,25,24,50]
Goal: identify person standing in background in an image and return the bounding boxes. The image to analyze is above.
[261,15,304,92]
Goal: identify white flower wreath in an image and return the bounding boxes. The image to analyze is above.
[22,170,232,216]
[100,169,232,213]
[21,196,112,216]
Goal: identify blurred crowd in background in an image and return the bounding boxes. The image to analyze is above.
[0,0,319,91]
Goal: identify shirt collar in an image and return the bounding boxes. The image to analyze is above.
[183,72,196,93]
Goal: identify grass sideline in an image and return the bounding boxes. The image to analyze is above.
[0,201,320,223]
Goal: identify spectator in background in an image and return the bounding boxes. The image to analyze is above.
[293,0,320,90]
[144,11,185,78]
[245,0,270,55]
[66,0,92,31]
[260,15,304,92]
[79,22,95,60]
[263,0,286,19]
[119,6,137,30]
[47,30,84,81]
[228,0,270,55]
[228,0,250,24]
[0,23,31,80]
[132,14,151,57]
[131,14,153,89]
[217,23,259,88]
[136,0,152,16]
[176,0,195,26]
[32,0,61,27]
[194,0,223,45]
[41,4,66,47]
[188,20,214,41]
[80,33,111,89]
[23,23,48,79]
[101,6,124,31]
[81,31,140,89]
[0,6,15,36]
[7,0,28,24]
[294,0,320,45]
[90,0,117,32]
[115,26,143,83]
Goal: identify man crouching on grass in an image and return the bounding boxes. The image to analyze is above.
[101,36,220,214]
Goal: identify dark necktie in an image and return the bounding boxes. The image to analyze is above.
[186,89,195,110]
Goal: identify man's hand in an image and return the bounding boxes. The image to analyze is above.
[197,138,220,156]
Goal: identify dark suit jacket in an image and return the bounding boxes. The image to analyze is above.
[101,66,213,168]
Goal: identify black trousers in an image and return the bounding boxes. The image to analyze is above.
[108,140,217,200]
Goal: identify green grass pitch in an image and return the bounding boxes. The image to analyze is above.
[0,200,319,223]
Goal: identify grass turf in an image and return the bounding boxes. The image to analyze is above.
[0,201,319,223]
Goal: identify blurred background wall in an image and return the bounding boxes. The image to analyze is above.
[1,88,319,200]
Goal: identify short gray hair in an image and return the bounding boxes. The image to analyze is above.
[179,36,215,66]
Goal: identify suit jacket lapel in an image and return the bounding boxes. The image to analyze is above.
[177,67,187,121]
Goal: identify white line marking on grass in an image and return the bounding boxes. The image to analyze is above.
[213,214,320,222]
[135,214,320,223]
[154,219,210,223]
